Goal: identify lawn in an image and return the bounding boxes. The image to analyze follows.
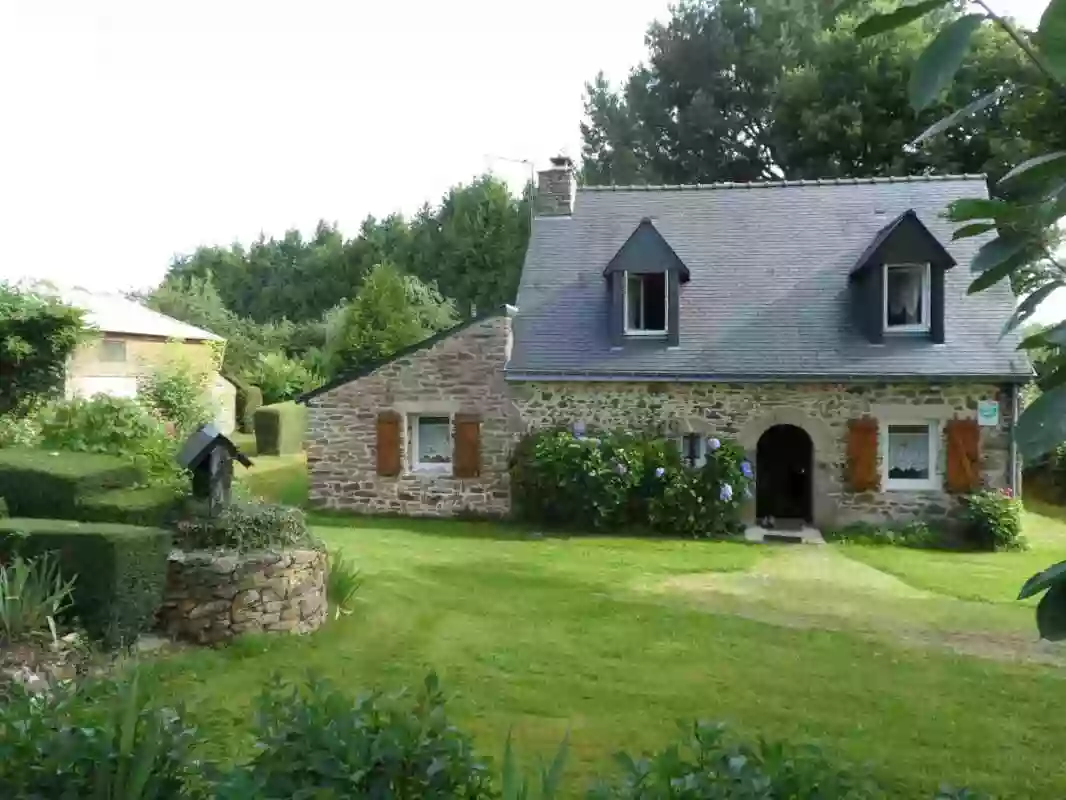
[146,458,1066,797]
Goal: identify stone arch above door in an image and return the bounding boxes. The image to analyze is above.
[737,408,837,529]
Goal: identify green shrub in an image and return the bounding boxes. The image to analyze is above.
[0,671,202,799]
[247,350,319,405]
[137,354,215,439]
[326,548,362,619]
[590,720,882,799]
[0,518,171,646]
[0,497,6,519]
[0,412,41,448]
[510,429,751,537]
[214,672,495,800]
[826,520,942,549]
[0,552,76,643]
[233,379,263,434]
[960,488,1025,552]
[253,401,307,456]
[0,449,143,519]
[171,500,316,552]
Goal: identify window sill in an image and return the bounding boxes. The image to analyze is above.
[623,330,668,338]
[883,479,938,492]
[883,326,930,335]
[406,464,453,477]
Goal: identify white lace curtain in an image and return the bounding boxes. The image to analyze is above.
[888,429,928,473]
[887,268,922,323]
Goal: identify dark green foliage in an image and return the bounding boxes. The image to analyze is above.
[214,672,495,800]
[590,720,883,799]
[0,449,143,519]
[0,284,88,415]
[825,520,944,549]
[0,518,171,647]
[959,488,1025,551]
[0,497,6,519]
[0,671,203,799]
[510,429,751,537]
[171,500,315,552]
[234,382,263,433]
[246,352,318,404]
[253,401,306,456]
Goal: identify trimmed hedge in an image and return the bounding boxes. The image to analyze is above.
[79,484,185,527]
[0,449,142,519]
[254,401,306,456]
[0,518,171,646]
[234,379,263,435]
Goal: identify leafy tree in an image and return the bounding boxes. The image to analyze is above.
[246,351,320,404]
[0,284,87,415]
[844,0,1066,636]
[581,0,1049,185]
[408,176,530,318]
[326,262,458,376]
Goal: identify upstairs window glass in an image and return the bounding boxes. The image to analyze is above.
[625,272,667,334]
[884,263,930,332]
[99,339,127,363]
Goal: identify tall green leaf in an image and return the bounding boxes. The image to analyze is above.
[952,222,996,240]
[1036,581,1066,640]
[855,0,950,38]
[970,236,1028,274]
[968,259,1015,293]
[999,151,1066,186]
[1001,281,1064,337]
[911,85,1009,146]
[945,198,1011,222]
[1036,0,1066,84]
[909,14,986,110]
[1019,559,1066,599]
[1015,384,1066,460]
[1022,320,1066,349]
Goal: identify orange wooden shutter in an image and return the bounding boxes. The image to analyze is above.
[376,411,402,477]
[453,414,481,478]
[846,417,880,492]
[945,418,980,493]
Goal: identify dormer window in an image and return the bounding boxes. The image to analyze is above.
[625,272,667,335]
[884,263,930,333]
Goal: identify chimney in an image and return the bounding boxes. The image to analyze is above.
[535,155,576,217]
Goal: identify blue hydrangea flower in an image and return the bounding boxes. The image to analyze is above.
[615,462,628,475]
[655,466,666,478]
[707,437,721,451]
[719,483,733,502]
[741,461,753,479]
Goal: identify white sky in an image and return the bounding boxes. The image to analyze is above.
[0,0,1052,295]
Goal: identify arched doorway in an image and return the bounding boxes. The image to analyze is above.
[756,424,814,526]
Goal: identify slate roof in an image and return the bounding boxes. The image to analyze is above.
[58,287,223,342]
[508,176,1032,382]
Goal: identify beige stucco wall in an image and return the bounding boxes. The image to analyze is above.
[69,335,219,379]
[510,381,1012,528]
[305,315,518,517]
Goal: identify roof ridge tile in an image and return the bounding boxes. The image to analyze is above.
[580,174,987,192]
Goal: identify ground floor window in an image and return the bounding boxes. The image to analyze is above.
[408,414,452,471]
[882,422,937,490]
[672,433,706,468]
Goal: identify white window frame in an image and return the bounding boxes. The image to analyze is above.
[407,413,453,474]
[623,271,668,336]
[99,338,127,363]
[880,420,939,491]
[883,262,931,333]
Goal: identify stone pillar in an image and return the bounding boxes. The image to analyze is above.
[535,156,576,217]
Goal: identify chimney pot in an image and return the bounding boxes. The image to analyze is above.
[535,155,576,217]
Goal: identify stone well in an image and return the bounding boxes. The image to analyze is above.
[159,549,327,644]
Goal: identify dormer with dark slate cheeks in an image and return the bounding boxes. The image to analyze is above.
[848,209,956,344]
[604,217,691,348]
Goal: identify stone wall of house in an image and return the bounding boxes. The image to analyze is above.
[160,549,327,644]
[510,381,1013,527]
[305,314,519,517]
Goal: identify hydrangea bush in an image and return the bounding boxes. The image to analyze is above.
[510,428,753,538]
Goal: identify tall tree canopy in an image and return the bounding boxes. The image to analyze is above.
[159,175,528,326]
[581,0,1046,185]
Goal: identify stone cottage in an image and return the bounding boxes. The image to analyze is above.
[302,157,1031,529]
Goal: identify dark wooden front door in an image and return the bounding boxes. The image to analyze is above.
[755,424,813,524]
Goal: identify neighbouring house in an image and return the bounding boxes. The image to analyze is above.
[58,287,237,433]
[302,157,1030,529]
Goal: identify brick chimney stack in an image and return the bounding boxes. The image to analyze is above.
[534,155,576,217]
